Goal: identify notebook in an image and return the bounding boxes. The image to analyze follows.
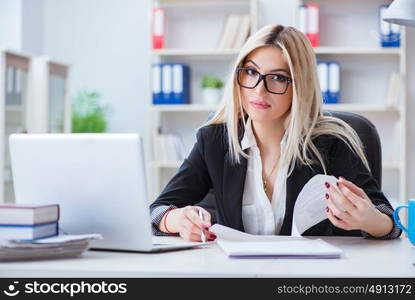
[210,224,342,258]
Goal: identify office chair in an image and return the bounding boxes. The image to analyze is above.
[197,110,383,223]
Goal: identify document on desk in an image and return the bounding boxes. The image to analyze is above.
[291,174,344,237]
[0,234,103,261]
[210,224,342,258]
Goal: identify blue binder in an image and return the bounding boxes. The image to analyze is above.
[317,61,329,103]
[172,63,190,104]
[328,61,340,104]
[152,63,163,105]
[162,63,174,104]
[379,4,400,48]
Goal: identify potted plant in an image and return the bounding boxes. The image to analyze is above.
[201,76,224,105]
[71,89,108,133]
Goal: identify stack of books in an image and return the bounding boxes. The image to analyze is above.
[0,203,60,241]
[0,203,103,261]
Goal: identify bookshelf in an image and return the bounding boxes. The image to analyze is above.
[149,0,407,207]
[297,0,407,207]
[0,49,71,203]
[149,0,259,200]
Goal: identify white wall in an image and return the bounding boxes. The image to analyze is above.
[0,0,22,50]
[42,0,151,137]
[22,0,44,55]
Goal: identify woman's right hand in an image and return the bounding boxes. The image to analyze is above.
[159,206,216,242]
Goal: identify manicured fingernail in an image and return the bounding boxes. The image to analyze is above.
[336,182,339,187]
[325,193,329,199]
[325,182,330,188]
[326,207,329,212]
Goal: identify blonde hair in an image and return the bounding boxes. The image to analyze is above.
[205,24,370,175]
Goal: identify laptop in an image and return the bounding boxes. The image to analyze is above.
[9,133,206,252]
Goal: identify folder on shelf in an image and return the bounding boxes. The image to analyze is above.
[233,15,251,49]
[328,61,340,104]
[297,5,307,35]
[218,14,241,49]
[317,62,329,103]
[306,4,319,47]
[152,64,162,105]
[379,5,400,48]
[296,4,319,47]
[153,63,190,105]
[172,63,190,104]
[218,15,232,49]
[15,68,21,105]
[153,130,186,163]
[6,66,13,105]
[386,72,402,107]
[390,23,401,48]
[152,127,162,162]
[162,64,173,104]
[6,67,22,106]
[152,7,165,49]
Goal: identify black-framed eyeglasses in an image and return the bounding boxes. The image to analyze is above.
[235,67,292,95]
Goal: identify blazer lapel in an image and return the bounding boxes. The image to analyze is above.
[221,120,248,231]
[222,149,248,231]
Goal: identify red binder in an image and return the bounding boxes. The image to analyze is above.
[152,7,165,49]
[307,4,319,47]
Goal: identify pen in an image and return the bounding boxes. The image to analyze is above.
[198,208,206,243]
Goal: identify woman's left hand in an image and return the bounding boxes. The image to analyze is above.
[325,176,393,237]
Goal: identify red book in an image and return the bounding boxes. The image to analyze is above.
[0,203,60,226]
[152,7,165,49]
[307,4,319,47]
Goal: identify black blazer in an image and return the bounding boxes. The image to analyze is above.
[150,122,396,237]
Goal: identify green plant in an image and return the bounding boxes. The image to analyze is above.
[201,76,224,89]
[71,89,108,133]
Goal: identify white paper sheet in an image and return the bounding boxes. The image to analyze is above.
[210,224,342,258]
[291,174,345,236]
[210,224,303,242]
[32,234,103,244]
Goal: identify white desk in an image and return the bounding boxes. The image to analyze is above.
[1,236,414,278]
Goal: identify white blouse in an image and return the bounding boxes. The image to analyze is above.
[241,118,288,235]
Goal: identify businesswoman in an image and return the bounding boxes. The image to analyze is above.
[150,24,401,241]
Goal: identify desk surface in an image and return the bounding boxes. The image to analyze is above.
[1,236,414,278]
